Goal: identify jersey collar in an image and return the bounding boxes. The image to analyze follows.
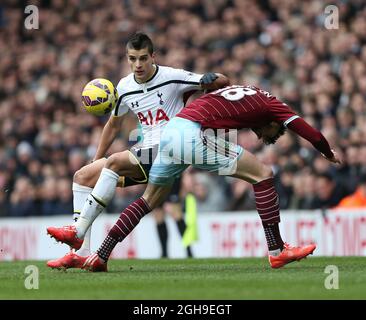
[133,64,159,85]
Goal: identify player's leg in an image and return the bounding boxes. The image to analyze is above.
[46,159,109,268]
[73,160,126,256]
[72,158,130,212]
[231,150,316,267]
[230,151,285,256]
[194,128,315,267]
[47,157,133,269]
[47,150,146,248]
[193,128,284,255]
[72,159,107,256]
[74,158,107,188]
[82,182,172,270]
[83,119,192,269]
[73,150,145,239]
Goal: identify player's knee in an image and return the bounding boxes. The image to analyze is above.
[258,165,273,182]
[106,153,122,172]
[74,167,92,186]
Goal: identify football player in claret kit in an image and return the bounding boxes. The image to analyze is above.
[68,84,340,271]
[46,32,229,269]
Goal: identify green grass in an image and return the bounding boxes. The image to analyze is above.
[0,257,365,299]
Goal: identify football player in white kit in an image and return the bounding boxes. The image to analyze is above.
[46,32,229,268]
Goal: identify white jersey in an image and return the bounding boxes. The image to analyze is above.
[113,65,202,148]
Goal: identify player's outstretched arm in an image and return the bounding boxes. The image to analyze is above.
[286,117,341,164]
[200,73,230,91]
[93,116,124,161]
[320,149,341,164]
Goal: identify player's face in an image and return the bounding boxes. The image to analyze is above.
[127,47,155,83]
[255,122,285,145]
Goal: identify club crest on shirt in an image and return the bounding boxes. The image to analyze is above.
[157,92,164,105]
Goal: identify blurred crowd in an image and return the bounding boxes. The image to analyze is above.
[1,0,366,217]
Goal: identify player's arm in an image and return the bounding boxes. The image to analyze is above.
[92,79,129,161]
[286,118,341,164]
[174,68,229,92]
[200,73,230,91]
[93,115,124,161]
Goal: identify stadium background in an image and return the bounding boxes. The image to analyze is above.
[0,0,366,261]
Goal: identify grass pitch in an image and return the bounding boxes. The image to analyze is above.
[0,257,365,300]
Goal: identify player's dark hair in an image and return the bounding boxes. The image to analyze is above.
[126,32,154,55]
[266,125,286,145]
[252,123,287,145]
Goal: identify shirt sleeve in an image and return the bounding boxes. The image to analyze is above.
[268,96,334,158]
[172,68,203,92]
[287,117,334,158]
[268,97,299,124]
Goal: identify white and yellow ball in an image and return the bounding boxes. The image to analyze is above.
[81,78,118,116]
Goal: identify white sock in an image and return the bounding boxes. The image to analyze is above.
[77,227,92,256]
[74,168,119,238]
[72,183,93,256]
[72,183,93,218]
[269,248,281,256]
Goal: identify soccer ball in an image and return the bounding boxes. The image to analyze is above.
[81,78,118,116]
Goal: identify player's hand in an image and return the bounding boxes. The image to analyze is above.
[200,72,218,85]
[322,149,341,164]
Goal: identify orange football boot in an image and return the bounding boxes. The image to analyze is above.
[47,225,83,250]
[82,253,108,272]
[47,251,87,270]
[269,243,316,268]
